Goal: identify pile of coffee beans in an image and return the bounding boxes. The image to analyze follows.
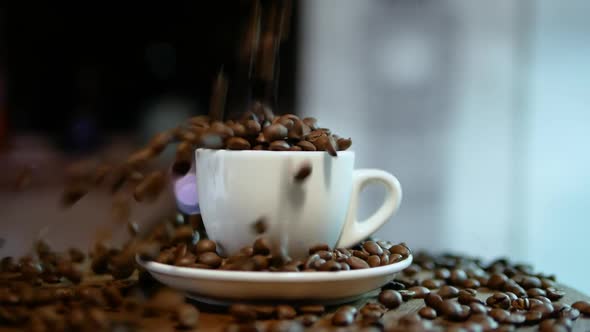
[152,239,411,272]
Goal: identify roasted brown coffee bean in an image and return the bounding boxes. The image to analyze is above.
[267,320,304,332]
[422,279,444,289]
[229,123,247,137]
[253,238,271,255]
[418,306,437,320]
[363,241,383,256]
[458,293,482,306]
[245,119,262,136]
[438,285,460,299]
[346,256,370,270]
[439,300,465,321]
[487,293,511,309]
[489,308,510,323]
[518,276,542,289]
[449,269,468,285]
[227,137,251,150]
[269,140,290,151]
[541,278,555,289]
[252,305,275,319]
[399,289,416,301]
[425,292,444,310]
[318,260,341,271]
[378,290,402,309]
[294,162,312,182]
[468,302,488,315]
[367,255,381,268]
[487,273,508,289]
[275,305,297,320]
[295,140,316,151]
[527,287,547,297]
[194,239,217,254]
[297,314,318,327]
[382,281,406,291]
[461,278,481,289]
[504,282,526,298]
[336,137,352,151]
[332,306,357,326]
[531,302,555,319]
[200,132,225,149]
[308,243,329,254]
[134,170,166,201]
[263,124,288,142]
[224,323,260,332]
[512,298,530,310]
[299,305,325,315]
[172,142,193,175]
[251,255,270,270]
[524,310,543,325]
[353,250,370,260]
[434,268,451,280]
[230,304,257,322]
[148,131,173,154]
[407,286,430,299]
[173,225,194,244]
[571,300,590,316]
[503,291,517,302]
[470,314,499,331]
[546,287,565,301]
[403,264,421,276]
[558,306,580,320]
[199,252,222,268]
[251,218,268,234]
[67,306,86,330]
[174,304,199,329]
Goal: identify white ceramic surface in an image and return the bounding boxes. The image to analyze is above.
[195,149,402,258]
[138,255,412,304]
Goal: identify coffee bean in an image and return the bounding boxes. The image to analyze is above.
[486,293,511,310]
[353,250,370,260]
[102,286,123,308]
[558,306,580,320]
[224,323,260,332]
[418,306,437,320]
[448,269,468,285]
[200,132,225,149]
[173,304,200,329]
[367,255,381,268]
[336,137,352,151]
[294,162,312,182]
[297,314,318,327]
[295,140,316,151]
[487,273,508,289]
[571,301,590,316]
[489,308,510,323]
[524,310,543,325]
[439,300,465,321]
[267,320,304,332]
[407,286,430,299]
[527,287,547,297]
[461,279,481,289]
[173,225,194,244]
[546,287,565,301]
[378,290,402,309]
[531,302,555,319]
[252,305,275,319]
[298,305,325,315]
[332,306,357,326]
[458,293,482,306]
[469,302,488,315]
[389,244,411,257]
[363,241,383,256]
[469,314,499,331]
[194,239,217,254]
[263,124,288,142]
[422,279,444,289]
[399,290,416,301]
[269,140,290,151]
[275,305,297,320]
[503,281,526,298]
[346,256,370,270]
[230,304,257,322]
[199,252,222,268]
[512,298,530,310]
[425,292,444,310]
[438,285,460,299]
[318,260,341,271]
[403,264,421,276]
[227,137,251,150]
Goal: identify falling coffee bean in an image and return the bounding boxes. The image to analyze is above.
[251,218,268,234]
[293,162,312,183]
[133,171,166,202]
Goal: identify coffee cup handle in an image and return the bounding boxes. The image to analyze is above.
[336,169,402,249]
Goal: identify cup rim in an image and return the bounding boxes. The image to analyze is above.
[195,148,354,156]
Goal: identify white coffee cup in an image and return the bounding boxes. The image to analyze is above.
[195,148,402,258]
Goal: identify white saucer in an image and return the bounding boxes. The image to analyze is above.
[137,255,412,305]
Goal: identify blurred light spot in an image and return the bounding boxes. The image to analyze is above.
[379,32,434,87]
[145,42,177,80]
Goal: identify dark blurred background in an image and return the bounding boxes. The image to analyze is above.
[1,1,589,294]
[0,1,298,152]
